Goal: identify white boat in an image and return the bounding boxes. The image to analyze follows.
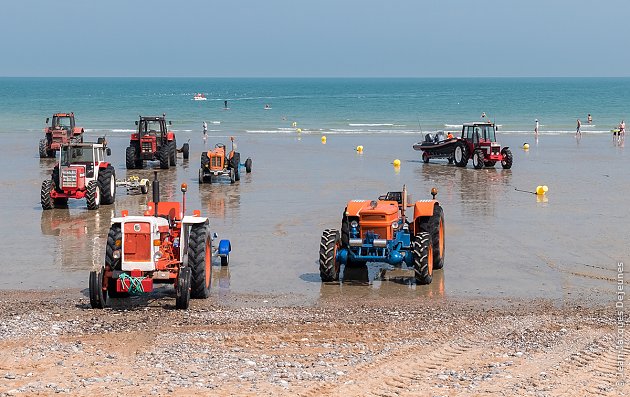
[193,93,207,101]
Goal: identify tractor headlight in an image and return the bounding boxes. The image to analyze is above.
[112,250,121,259]
[392,221,399,230]
[154,251,162,260]
[350,220,358,228]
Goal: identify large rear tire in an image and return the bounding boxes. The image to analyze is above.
[105,224,128,298]
[41,180,54,210]
[422,151,430,164]
[229,168,236,184]
[319,229,340,282]
[472,149,484,169]
[501,148,513,169]
[425,205,445,270]
[453,142,469,167]
[38,139,48,158]
[89,267,107,309]
[245,158,252,173]
[182,143,190,160]
[98,166,116,205]
[188,222,212,299]
[159,145,170,169]
[169,140,177,166]
[175,267,191,310]
[86,180,101,210]
[125,146,136,169]
[412,232,433,285]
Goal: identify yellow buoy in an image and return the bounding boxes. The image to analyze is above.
[296,128,302,133]
[393,159,401,167]
[523,143,530,150]
[356,145,363,153]
[321,135,326,144]
[536,185,548,195]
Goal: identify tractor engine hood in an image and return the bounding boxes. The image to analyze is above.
[346,200,400,240]
[118,216,170,272]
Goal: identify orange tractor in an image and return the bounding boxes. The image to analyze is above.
[89,172,232,310]
[39,113,84,158]
[319,186,445,284]
[199,137,252,184]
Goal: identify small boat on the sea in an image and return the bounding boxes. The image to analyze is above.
[193,93,207,101]
[413,131,458,164]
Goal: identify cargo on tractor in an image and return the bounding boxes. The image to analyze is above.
[125,115,190,170]
[89,172,232,310]
[452,122,513,169]
[319,186,445,285]
[41,139,116,210]
[199,137,252,184]
[39,113,84,158]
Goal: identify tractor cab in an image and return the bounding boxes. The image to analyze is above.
[461,122,501,156]
[47,113,75,133]
[58,142,111,183]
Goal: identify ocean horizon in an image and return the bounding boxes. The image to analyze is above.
[1,77,628,137]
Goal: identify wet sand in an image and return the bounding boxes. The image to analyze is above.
[0,131,627,305]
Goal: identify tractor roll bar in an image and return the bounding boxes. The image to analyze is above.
[152,171,159,217]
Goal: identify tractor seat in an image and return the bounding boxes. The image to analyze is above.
[148,130,157,136]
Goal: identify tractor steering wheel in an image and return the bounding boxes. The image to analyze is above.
[215,143,226,149]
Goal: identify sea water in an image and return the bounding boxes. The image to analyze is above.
[0,77,628,136]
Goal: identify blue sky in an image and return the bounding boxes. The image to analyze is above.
[2,0,629,77]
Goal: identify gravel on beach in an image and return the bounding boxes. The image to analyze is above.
[0,289,626,396]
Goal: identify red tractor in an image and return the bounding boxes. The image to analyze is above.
[125,115,189,170]
[89,172,232,310]
[452,121,513,169]
[39,113,84,158]
[199,137,252,184]
[40,140,116,210]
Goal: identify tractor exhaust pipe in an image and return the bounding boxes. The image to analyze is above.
[152,171,160,217]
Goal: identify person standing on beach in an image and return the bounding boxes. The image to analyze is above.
[576,119,582,137]
[224,100,228,109]
[481,112,487,121]
[202,121,207,138]
[535,119,539,136]
[620,120,626,140]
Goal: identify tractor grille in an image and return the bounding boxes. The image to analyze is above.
[492,146,500,155]
[61,169,77,188]
[211,156,222,168]
[141,142,153,153]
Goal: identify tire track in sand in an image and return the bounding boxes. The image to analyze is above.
[300,332,482,397]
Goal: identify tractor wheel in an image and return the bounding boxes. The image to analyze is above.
[86,180,101,210]
[412,231,433,285]
[182,143,190,160]
[201,152,210,169]
[429,205,445,270]
[422,151,430,164]
[41,180,54,210]
[245,158,252,173]
[175,267,192,310]
[141,181,149,194]
[501,148,513,169]
[198,168,204,184]
[89,267,107,309]
[319,229,341,282]
[235,168,240,181]
[472,149,485,169]
[38,139,48,158]
[98,166,116,205]
[453,142,468,167]
[169,141,177,166]
[159,145,170,169]
[221,255,229,266]
[104,224,128,298]
[341,211,350,248]
[188,222,212,299]
[229,168,236,184]
[125,146,136,169]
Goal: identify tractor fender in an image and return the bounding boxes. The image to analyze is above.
[345,200,371,217]
[410,200,438,222]
[130,133,139,141]
[74,127,84,135]
[181,215,208,224]
[218,239,231,255]
[98,162,110,169]
[166,131,175,141]
[502,146,510,151]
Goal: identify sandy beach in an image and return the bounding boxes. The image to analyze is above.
[0,129,627,395]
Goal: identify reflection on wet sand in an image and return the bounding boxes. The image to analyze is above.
[198,183,242,219]
[320,264,445,299]
[416,163,512,217]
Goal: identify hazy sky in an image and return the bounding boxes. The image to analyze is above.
[2,0,628,77]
